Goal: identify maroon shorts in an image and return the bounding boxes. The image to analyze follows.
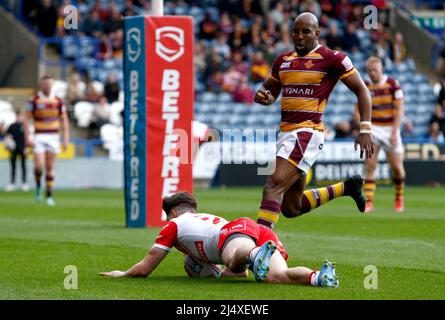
[218,217,288,261]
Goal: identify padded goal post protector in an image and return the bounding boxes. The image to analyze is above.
[124,16,194,227]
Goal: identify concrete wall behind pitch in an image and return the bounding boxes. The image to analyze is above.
[0,158,123,189]
[0,6,39,87]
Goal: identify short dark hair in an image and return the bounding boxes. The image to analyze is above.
[162,192,197,215]
[40,75,53,81]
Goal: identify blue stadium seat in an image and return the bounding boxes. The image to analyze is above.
[195,81,205,93]
[218,92,233,103]
[212,114,230,129]
[413,126,429,137]
[215,103,231,114]
[406,58,416,72]
[228,114,245,127]
[245,114,261,127]
[196,102,213,114]
[102,59,116,69]
[404,94,414,104]
[263,114,279,127]
[195,113,211,124]
[394,62,409,74]
[200,92,218,103]
[232,103,249,115]
[414,74,428,84]
[62,36,78,59]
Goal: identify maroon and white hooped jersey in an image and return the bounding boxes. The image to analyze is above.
[154,213,229,263]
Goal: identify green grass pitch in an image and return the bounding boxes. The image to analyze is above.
[0,186,444,300]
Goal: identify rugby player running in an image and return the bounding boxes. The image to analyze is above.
[254,12,374,229]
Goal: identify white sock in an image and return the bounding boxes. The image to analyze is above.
[247,247,260,264]
[310,271,320,286]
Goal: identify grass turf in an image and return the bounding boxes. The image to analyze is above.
[0,187,444,300]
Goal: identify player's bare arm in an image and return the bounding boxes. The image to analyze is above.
[23,111,33,148]
[61,112,70,151]
[342,71,374,159]
[391,99,404,146]
[100,247,168,278]
[254,77,282,105]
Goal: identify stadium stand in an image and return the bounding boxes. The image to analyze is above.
[0,0,444,150]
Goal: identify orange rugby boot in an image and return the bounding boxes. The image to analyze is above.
[394,197,404,213]
[364,201,374,213]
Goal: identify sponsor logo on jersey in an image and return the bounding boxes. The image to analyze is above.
[304,60,314,69]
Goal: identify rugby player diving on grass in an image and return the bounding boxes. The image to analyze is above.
[100,192,339,288]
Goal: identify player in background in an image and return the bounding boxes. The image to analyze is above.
[24,75,70,206]
[253,12,374,229]
[361,57,406,212]
[100,192,339,288]
[4,111,29,192]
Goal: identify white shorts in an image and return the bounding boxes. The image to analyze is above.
[33,133,61,154]
[372,125,403,154]
[276,128,325,174]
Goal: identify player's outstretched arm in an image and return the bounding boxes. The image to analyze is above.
[341,72,374,159]
[100,247,169,278]
[254,77,281,106]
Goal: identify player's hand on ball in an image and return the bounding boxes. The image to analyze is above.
[99,270,127,278]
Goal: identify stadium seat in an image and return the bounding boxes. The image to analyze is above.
[200,92,218,103]
[73,101,95,128]
[109,101,124,126]
[195,113,211,125]
[196,102,213,114]
[0,100,14,113]
[100,123,123,150]
[79,37,98,58]
[195,81,205,93]
[403,83,416,95]
[215,102,231,114]
[406,58,416,72]
[211,114,229,129]
[404,94,414,104]
[103,59,116,69]
[110,101,124,114]
[62,36,78,59]
[92,80,104,94]
[249,104,267,115]
[263,114,279,127]
[228,114,244,127]
[0,111,17,128]
[245,114,260,127]
[394,62,408,74]
[51,80,68,99]
[218,92,233,103]
[109,113,122,126]
[232,103,249,115]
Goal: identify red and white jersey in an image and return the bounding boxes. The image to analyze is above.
[153,212,229,264]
